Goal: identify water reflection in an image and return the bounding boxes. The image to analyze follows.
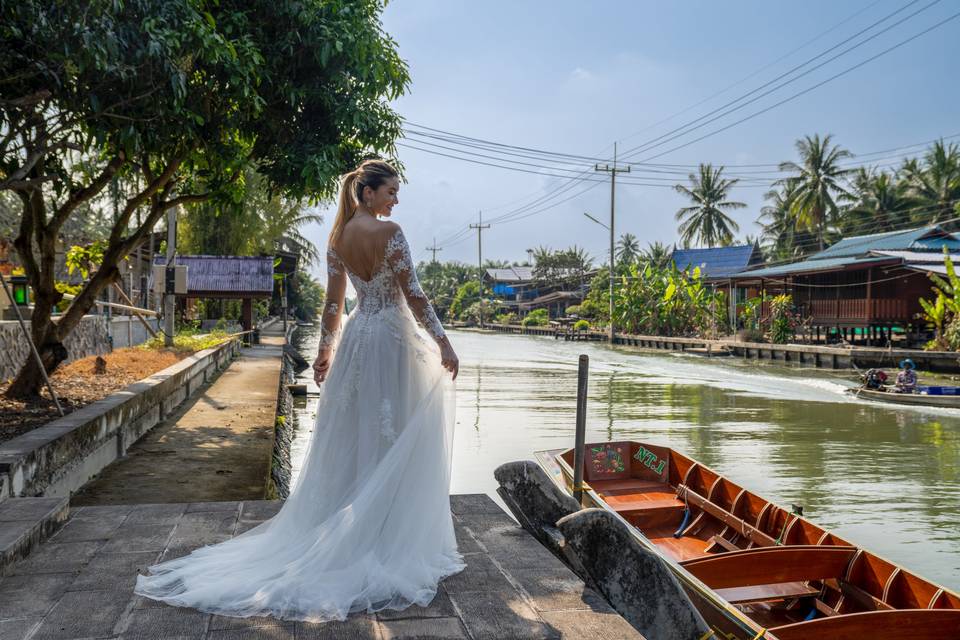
[292,327,960,590]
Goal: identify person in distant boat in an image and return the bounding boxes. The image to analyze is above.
[895,359,917,393]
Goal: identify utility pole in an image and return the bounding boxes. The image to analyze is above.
[426,237,443,263]
[469,211,490,328]
[164,205,177,347]
[595,142,630,343]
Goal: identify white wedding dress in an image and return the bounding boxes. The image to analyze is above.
[134,227,464,621]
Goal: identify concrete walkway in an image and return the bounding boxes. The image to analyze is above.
[70,337,284,506]
[0,494,642,639]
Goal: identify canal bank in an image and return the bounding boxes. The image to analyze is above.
[481,323,960,372]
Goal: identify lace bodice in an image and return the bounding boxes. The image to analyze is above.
[320,227,446,350]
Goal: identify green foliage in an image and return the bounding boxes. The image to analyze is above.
[768,294,796,344]
[531,246,593,286]
[565,305,582,317]
[416,261,480,321]
[65,242,106,279]
[495,312,518,325]
[920,249,960,350]
[674,164,744,248]
[53,282,82,313]
[573,319,590,331]
[604,262,725,337]
[141,329,232,352]
[449,280,482,320]
[521,308,550,327]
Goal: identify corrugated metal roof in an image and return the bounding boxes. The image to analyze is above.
[812,226,960,259]
[732,255,896,279]
[871,250,960,263]
[671,244,763,279]
[153,255,274,295]
[906,263,948,275]
[485,266,535,282]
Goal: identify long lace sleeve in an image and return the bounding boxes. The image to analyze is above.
[320,248,347,351]
[385,228,447,345]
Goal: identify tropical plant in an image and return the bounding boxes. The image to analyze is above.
[638,242,672,269]
[521,308,549,327]
[777,134,853,251]
[903,140,960,226]
[573,319,590,331]
[616,233,641,264]
[839,168,915,235]
[674,164,745,248]
[769,294,796,344]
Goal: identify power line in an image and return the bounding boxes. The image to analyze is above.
[620,0,941,160]
[632,9,960,164]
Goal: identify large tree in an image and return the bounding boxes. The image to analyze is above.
[777,134,853,251]
[1,0,409,397]
[674,163,744,248]
[616,232,641,264]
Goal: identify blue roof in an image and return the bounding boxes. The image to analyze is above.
[671,244,763,279]
[732,225,960,279]
[813,226,960,259]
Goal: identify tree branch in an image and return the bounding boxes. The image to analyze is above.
[48,153,126,232]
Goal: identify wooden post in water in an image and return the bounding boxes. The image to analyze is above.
[573,354,589,504]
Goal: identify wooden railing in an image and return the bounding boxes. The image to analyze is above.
[761,298,907,323]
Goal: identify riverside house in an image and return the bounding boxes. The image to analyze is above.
[671,243,766,329]
[729,225,960,345]
[484,266,594,318]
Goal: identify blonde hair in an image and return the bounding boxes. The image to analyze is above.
[328,159,399,245]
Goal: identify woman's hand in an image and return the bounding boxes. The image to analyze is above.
[439,340,459,380]
[313,348,333,384]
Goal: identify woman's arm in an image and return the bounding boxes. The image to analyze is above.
[385,226,459,379]
[313,248,347,383]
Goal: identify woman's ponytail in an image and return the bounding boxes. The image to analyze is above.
[328,171,360,246]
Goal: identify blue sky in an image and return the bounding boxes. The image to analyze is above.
[306,0,960,282]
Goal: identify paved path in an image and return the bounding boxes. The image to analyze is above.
[70,337,284,506]
[0,494,642,639]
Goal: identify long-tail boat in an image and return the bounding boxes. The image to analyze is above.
[536,441,960,639]
[852,385,960,408]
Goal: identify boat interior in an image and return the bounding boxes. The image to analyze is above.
[555,441,960,639]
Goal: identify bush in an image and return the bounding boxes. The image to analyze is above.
[565,305,581,317]
[495,312,518,325]
[141,329,232,352]
[769,294,796,344]
[521,308,550,327]
[573,319,590,331]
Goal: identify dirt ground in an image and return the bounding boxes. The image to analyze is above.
[0,348,189,444]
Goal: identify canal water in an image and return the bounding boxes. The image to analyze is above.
[291,327,960,591]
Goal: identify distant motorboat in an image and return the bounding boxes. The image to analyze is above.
[850,385,960,408]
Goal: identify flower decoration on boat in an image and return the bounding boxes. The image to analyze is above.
[590,444,626,475]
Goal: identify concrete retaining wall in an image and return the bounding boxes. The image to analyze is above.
[0,338,240,502]
[0,315,160,380]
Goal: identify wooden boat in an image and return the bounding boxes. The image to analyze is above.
[536,441,960,640]
[851,385,960,408]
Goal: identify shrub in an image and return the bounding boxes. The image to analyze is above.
[573,319,590,331]
[769,294,796,344]
[141,329,231,352]
[521,308,549,327]
[565,305,581,317]
[495,312,518,325]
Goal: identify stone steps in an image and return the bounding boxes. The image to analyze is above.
[0,497,69,575]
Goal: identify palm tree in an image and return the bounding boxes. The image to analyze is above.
[840,168,915,234]
[616,233,641,264]
[903,140,960,226]
[639,241,671,269]
[777,133,853,251]
[674,163,745,248]
[757,182,820,260]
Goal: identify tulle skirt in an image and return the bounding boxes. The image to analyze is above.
[133,306,464,621]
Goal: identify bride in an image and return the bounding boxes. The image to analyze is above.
[134,159,465,621]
